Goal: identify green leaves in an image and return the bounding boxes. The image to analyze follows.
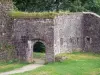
[84,0,100,14]
[13,0,100,14]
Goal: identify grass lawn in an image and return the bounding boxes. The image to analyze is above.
[11,52,100,75]
[0,61,28,73]
[33,52,45,59]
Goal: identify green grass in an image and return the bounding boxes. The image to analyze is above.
[0,61,28,73]
[11,52,100,75]
[9,11,70,18]
[33,52,45,59]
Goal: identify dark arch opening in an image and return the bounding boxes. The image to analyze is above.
[86,37,90,42]
[33,42,45,53]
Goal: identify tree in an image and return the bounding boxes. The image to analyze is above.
[84,0,100,14]
[13,0,100,14]
[13,0,55,12]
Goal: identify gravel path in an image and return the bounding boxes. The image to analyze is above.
[0,59,45,75]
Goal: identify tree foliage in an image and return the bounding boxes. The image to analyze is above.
[13,0,100,14]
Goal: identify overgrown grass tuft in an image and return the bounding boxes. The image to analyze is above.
[9,11,70,18]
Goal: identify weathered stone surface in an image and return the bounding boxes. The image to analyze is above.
[0,51,8,61]
[83,12,100,53]
[0,0,13,61]
[13,18,55,63]
[54,13,84,54]
[54,12,100,54]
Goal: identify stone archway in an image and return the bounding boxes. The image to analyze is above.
[27,39,55,63]
[33,41,46,63]
[27,40,47,63]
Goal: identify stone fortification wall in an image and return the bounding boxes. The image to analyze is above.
[13,18,55,62]
[54,13,84,53]
[54,12,100,54]
[83,12,100,53]
[0,0,14,61]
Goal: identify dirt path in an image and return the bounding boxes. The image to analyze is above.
[0,59,45,75]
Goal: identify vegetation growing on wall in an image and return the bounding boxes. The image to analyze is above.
[0,42,15,61]
[9,11,70,18]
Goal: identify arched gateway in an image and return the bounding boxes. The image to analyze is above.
[27,40,47,63]
[13,18,56,63]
